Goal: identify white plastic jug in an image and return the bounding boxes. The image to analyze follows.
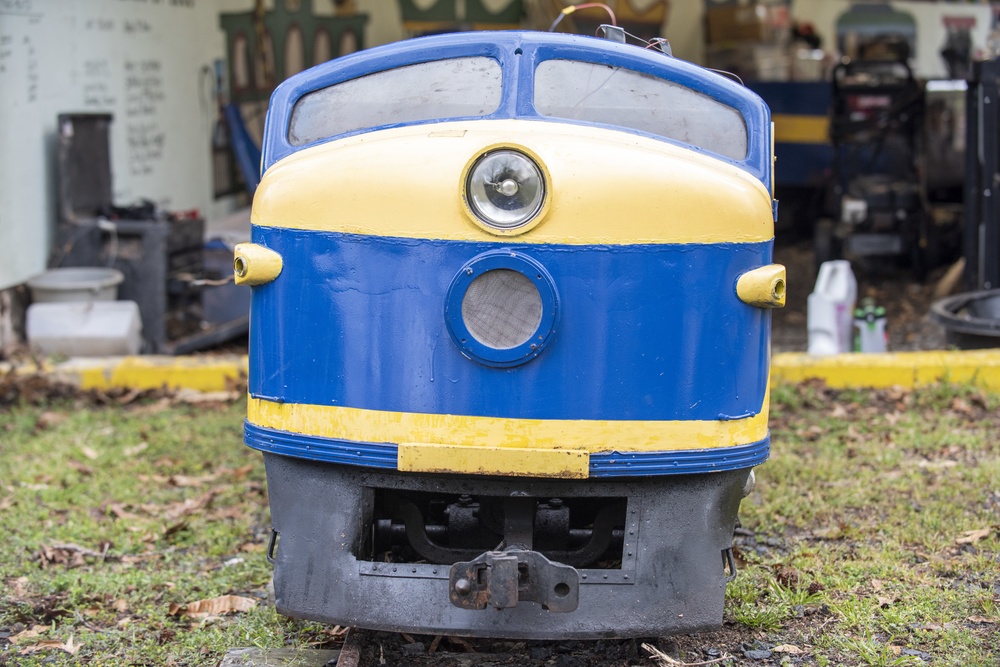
[807,260,857,355]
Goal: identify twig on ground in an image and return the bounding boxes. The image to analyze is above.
[643,642,732,666]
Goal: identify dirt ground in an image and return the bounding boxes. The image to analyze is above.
[348,630,808,667]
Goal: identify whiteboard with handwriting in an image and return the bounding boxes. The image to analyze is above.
[0,0,237,289]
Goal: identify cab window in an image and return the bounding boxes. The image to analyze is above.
[534,59,748,160]
[289,57,502,146]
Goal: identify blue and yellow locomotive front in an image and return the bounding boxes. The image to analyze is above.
[239,31,784,639]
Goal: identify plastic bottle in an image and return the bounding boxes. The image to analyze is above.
[807,260,857,355]
[853,297,888,353]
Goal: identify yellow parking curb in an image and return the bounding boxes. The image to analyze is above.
[4,350,1000,394]
[3,355,249,393]
[771,350,1000,391]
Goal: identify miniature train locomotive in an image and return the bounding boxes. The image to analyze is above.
[236,29,784,639]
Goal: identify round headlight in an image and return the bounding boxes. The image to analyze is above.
[466,150,545,230]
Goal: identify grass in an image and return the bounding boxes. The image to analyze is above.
[0,383,998,665]
[716,381,1000,666]
[0,398,338,665]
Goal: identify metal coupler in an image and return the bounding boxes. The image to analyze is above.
[449,549,580,612]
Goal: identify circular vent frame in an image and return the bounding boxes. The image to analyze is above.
[445,250,559,367]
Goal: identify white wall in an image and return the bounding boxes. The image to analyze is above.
[665,1,704,65]
[350,0,405,47]
[0,0,422,290]
[0,0,246,290]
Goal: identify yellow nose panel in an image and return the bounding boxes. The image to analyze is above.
[252,119,774,245]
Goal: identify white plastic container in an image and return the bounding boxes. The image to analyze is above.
[853,298,889,353]
[27,267,124,303]
[26,301,142,357]
[855,316,888,353]
[807,260,857,355]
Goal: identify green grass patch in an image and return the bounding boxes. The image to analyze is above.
[0,398,340,666]
[728,381,1000,666]
[0,383,998,665]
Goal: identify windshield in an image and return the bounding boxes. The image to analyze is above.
[288,57,503,146]
[534,59,748,160]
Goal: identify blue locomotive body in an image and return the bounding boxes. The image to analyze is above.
[239,30,782,638]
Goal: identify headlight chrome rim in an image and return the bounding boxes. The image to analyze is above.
[462,146,548,235]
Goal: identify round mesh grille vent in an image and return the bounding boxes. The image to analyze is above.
[461,269,542,349]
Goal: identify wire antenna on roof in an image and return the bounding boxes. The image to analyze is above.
[548,3,617,32]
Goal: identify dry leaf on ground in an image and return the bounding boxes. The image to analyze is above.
[107,503,140,521]
[772,645,805,655]
[230,464,254,480]
[168,594,257,618]
[168,473,220,488]
[123,442,148,457]
[144,488,222,521]
[35,411,68,430]
[967,615,996,624]
[66,460,93,475]
[39,542,114,569]
[6,576,30,598]
[8,625,48,644]
[18,636,78,656]
[956,527,993,545]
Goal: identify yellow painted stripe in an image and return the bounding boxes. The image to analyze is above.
[771,351,1000,391]
[11,351,1000,397]
[771,114,829,144]
[253,119,774,245]
[67,356,248,392]
[398,443,589,479]
[246,396,769,452]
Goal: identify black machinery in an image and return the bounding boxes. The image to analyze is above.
[50,113,248,354]
[816,3,963,278]
[818,56,930,273]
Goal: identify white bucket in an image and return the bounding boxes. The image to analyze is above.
[26,267,124,303]
[26,301,142,357]
[807,260,857,355]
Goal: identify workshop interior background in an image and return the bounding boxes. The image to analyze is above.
[0,0,996,353]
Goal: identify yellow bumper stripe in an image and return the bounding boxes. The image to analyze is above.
[246,396,769,453]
